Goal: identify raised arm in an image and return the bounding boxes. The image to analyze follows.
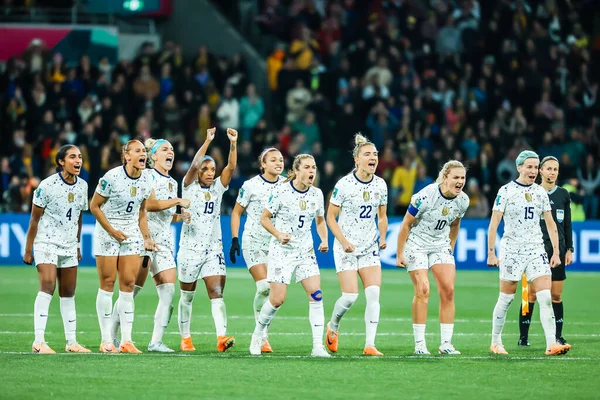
[23,205,44,265]
[487,210,503,266]
[183,128,215,188]
[219,128,238,187]
[146,189,190,212]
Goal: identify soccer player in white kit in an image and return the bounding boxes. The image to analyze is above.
[110,138,191,352]
[487,150,571,356]
[23,145,91,354]
[177,127,238,353]
[396,160,469,355]
[230,147,284,353]
[249,154,331,358]
[325,134,388,356]
[90,139,157,354]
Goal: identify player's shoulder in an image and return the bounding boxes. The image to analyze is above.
[310,185,324,197]
[38,173,58,188]
[373,174,387,187]
[457,190,470,205]
[420,183,438,197]
[76,176,88,190]
[497,181,514,193]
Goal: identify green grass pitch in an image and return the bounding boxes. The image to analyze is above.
[0,266,598,399]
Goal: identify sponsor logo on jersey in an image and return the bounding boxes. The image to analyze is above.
[363,191,370,201]
[525,193,532,202]
[299,200,307,211]
[557,209,564,222]
[442,206,449,216]
[130,186,137,197]
[204,192,211,201]
[67,192,75,203]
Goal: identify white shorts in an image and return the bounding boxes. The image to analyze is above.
[141,249,176,277]
[333,241,381,273]
[242,235,270,269]
[404,243,455,272]
[267,244,320,285]
[500,247,551,282]
[34,251,78,268]
[177,249,226,283]
[93,223,142,257]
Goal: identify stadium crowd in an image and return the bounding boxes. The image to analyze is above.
[1,0,599,218]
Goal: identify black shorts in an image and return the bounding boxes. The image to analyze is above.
[545,245,566,282]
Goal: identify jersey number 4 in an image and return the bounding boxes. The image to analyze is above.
[66,208,73,221]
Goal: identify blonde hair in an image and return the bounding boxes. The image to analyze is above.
[352,133,376,168]
[121,139,144,165]
[284,154,315,183]
[436,160,466,184]
[144,138,157,168]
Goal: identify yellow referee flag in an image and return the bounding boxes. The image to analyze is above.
[521,274,529,316]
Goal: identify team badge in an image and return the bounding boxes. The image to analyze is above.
[525,193,532,202]
[299,200,307,210]
[130,186,137,197]
[333,187,338,198]
[169,182,174,192]
[363,191,370,201]
[556,209,564,223]
[204,192,211,201]
[442,207,449,216]
[67,192,75,203]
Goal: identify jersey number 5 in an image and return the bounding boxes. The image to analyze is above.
[298,215,305,228]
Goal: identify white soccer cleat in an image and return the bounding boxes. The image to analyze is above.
[414,344,431,355]
[438,343,461,355]
[249,333,263,356]
[148,342,175,353]
[311,345,332,358]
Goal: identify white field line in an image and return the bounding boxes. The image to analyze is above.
[0,313,598,325]
[0,331,598,338]
[0,351,593,361]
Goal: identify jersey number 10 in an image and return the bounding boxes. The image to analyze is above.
[435,220,447,230]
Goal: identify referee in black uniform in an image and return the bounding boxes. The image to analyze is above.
[518,156,573,346]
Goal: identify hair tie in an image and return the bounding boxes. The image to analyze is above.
[151,139,168,155]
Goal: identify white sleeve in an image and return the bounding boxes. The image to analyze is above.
[316,189,325,217]
[329,180,345,207]
[81,181,89,210]
[459,194,469,218]
[96,171,113,198]
[265,188,281,215]
[379,180,388,206]
[541,188,551,212]
[236,181,252,208]
[492,186,508,213]
[32,180,50,208]
[408,186,430,218]
[215,176,228,194]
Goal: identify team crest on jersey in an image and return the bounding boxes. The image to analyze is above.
[299,200,307,210]
[525,193,532,202]
[67,192,75,203]
[204,192,211,201]
[130,186,137,197]
[363,191,370,201]
[333,187,338,198]
[442,207,449,216]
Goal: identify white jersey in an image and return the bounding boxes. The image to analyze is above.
[265,180,325,253]
[147,169,178,250]
[330,172,388,253]
[236,174,284,242]
[96,165,153,223]
[407,183,469,249]
[179,176,228,252]
[493,180,551,251]
[32,173,88,255]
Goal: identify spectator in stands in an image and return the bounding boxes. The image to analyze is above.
[239,83,265,141]
[578,155,600,220]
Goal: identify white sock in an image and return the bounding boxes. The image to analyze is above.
[364,286,380,347]
[329,292,358,332]
[178,290,195,338]
[96,289,113,343]
[118,291,135,343]
[110,285,142,340]
[60,297,77,345]
[413,324,426,347]
[440,323,454,346]
[151,283,175,344]
[309,301,325,347]
[491,292,515,345]
[253,279,270,322]
[211,298,228,337]
[34,291,52,344]
[254,300,279,335]
[536,289,557,348]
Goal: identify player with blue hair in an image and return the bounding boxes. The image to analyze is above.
[487,150,571,356]
[177,127,238,353]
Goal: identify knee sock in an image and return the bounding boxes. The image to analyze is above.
[34,291,53,344]
[328,292,358,332]
[364,286,380,347]
[151,283,175,344]
[178,290,195,338]
[491,292,515,345]
[59,296,77,345]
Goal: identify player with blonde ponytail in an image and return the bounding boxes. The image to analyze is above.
[396,160,469,355]
[325,133,388,356]
[110,138,191,352]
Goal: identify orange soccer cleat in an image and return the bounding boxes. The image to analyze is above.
[217,335,235,352]
[546,343,571,356]
[326,324,338,353]
[261,339,273,353]
[32,342,56,354]
[490,344,509,355]
[363,346,384,356]
[65,343,92,353]
[180,336,196,352]
[99,342,118,353]
[119,341,142,354]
